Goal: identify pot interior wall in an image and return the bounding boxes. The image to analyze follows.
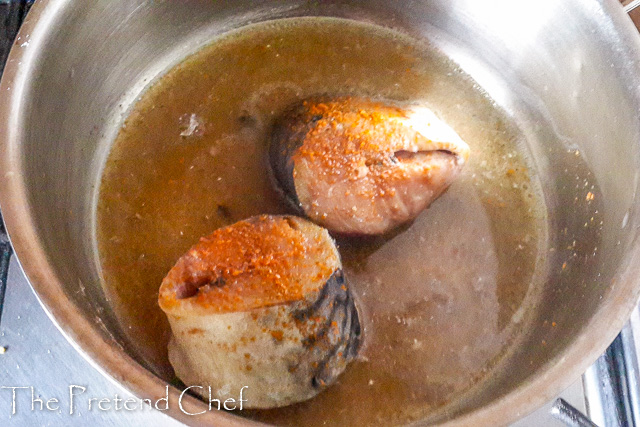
[11,0,640,423]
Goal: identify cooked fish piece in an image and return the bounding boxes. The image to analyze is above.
[158,215,361,409]
[270,97,470,235]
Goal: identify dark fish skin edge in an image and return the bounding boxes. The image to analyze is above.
[292,269,362,391]
[269,101,320,213]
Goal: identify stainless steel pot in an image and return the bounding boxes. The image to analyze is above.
[3,0,640,425]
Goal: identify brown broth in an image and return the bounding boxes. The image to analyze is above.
[96,17,547,426]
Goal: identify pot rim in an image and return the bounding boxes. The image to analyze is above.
[2,0,640,426]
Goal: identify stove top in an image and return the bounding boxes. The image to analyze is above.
[0,1,638,426]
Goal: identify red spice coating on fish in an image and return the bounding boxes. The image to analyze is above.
[159,215,339,314]
[158,215,361,408]
[270,97,470,235]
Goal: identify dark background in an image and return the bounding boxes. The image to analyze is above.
[0,0,32,330]
[0,0,33,73]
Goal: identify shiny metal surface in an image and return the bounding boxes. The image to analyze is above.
[2,0,640,426]
[551,399,598,427]
[583,307,640,426]
[0,257,183,426]
[0,256,582,427]
[624,0,640,13]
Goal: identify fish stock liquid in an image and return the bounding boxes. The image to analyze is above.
[96,17,548,426]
